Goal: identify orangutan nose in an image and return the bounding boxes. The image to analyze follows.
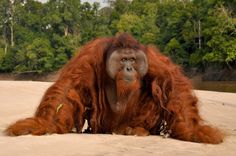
[126,67,133,72]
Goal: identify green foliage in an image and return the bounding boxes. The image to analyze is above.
[164,38,187,65]
[189,52,202,67]
[15,38,54,73]
[203,5,236,67]
[116,13,143,37]
[0,48,4,65]
[0,0,235,73]
[0,47,15,72]
[51,34,80,69]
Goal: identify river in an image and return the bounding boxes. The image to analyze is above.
[191,78,236,93]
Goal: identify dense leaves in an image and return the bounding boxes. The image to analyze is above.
[0,0,235,73]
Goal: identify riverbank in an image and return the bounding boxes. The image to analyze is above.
[191,75,236,93]
[0,81,235,156]
[0,72,236,93]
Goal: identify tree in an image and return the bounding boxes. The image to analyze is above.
[43,0,81,36]
[116,13,143,37]
[0,0,235,73]
[15,38,54,73]
[203,5,236,68]
[164,38,187,65]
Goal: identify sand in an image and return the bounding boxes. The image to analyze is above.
[0,81,235,156]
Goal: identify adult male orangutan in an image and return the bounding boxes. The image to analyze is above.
[5,33,223,144]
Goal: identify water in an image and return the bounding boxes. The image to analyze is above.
[191,78,236,93]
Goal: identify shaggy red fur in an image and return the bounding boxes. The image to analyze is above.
[5,33,223,144]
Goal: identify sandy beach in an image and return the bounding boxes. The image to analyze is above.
[0,81,235,156]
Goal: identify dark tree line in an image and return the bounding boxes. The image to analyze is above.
[0,0,235,73]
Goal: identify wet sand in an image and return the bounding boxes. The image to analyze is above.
[0,81,235,156]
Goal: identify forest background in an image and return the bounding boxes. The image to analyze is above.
[0,0,235,77]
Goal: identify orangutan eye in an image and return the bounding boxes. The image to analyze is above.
[121,58,127,62]
[130,58,135,63]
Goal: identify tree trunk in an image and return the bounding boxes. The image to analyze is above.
[10,24,14,47]
[4,42,8,55]
[198,20,201,50]
[9,0,14,47]
[3,25,8,55]
[64,26,68,36]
